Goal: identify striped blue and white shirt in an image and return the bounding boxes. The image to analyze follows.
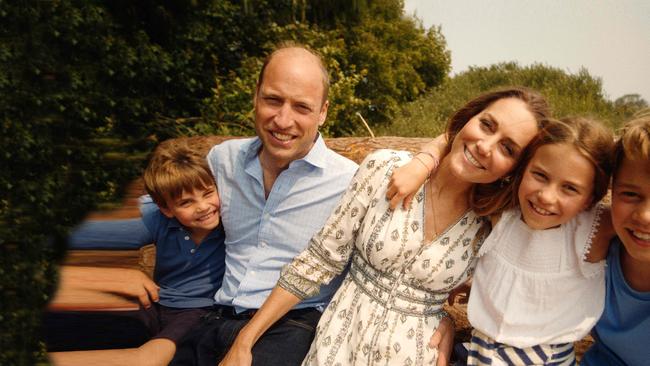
[207,136,358,312]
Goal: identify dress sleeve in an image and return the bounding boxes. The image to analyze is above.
[67,195,155,250]
[572,203,606,278]
[278,149,405,299]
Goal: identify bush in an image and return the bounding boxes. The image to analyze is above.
[381,62,648,137]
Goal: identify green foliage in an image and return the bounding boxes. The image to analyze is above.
[614,94,649,121]
[381,62,648,137]
[204,0,450,136]
[328,0,450,128]
[203,22,371,136]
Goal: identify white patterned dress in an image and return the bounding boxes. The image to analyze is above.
[279,150,489,366]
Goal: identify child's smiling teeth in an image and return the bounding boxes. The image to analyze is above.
[197,211,215,222]
[630,229,650,241]
[464,147,484,169]
[272,132,293,141]
[530,202,553,216]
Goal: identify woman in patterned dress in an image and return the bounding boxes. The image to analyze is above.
[219,88,550,366]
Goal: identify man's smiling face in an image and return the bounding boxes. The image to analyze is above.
[254,47,328,170]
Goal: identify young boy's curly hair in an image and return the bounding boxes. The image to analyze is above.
[143,139,215,208]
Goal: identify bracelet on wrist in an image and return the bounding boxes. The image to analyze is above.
[413,155,434,174]
[416,151,440,170]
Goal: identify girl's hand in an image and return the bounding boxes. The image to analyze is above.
[387,135,447,210]
[447,279,472,306]
[387,156,432,210]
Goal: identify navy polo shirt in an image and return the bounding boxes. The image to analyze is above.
[68,195,226,308]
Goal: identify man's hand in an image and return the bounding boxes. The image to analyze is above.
[429,316,455,366]
[218,340,253,366]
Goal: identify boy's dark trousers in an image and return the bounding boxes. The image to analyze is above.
[42,304,208,351]
[42,310,150,351]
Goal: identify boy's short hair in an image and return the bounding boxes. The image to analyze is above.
[143,139,215,208]
[613,111,650,178]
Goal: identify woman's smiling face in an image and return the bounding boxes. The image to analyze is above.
[447,97,539,184]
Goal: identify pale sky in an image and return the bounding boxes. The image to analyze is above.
[404,0,650,102]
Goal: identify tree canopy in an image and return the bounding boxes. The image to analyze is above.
[382,62,647,138]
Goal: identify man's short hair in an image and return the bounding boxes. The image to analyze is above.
[143,139,215,208]
[256,41,330,105]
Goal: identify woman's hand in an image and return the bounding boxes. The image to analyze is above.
[429,316,455,366]
[218,286,302,366]
[218,338,253,366]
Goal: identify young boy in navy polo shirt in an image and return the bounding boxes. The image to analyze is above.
[48,139,225,365]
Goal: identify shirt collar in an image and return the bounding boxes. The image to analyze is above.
[168,217,182,229]
[300,133,328,169]
[244,133,328,170]
[170,219,224,241]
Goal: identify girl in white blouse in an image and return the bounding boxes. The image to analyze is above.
[465,117,616,365]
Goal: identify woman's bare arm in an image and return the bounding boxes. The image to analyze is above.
[218,286,302,366]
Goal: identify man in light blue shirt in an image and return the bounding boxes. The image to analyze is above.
[171,43,358,366]
[208,137,356,312]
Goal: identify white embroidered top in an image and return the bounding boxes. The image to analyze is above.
[467,204,606,348]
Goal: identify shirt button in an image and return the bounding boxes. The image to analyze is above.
[184,236,190,240]
[190,248,196,254]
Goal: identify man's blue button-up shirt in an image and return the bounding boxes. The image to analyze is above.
[208,136,358,312]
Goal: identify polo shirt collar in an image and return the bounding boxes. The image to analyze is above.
[168,217,182,229]
[169,217,223,242]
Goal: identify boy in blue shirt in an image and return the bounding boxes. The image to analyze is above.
[581,114,650,366]
[48,139,226,365]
